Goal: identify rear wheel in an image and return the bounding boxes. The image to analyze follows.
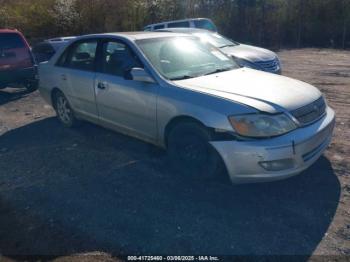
[25,81,38,92]
[53,91,79,128]
[167,122,224,180]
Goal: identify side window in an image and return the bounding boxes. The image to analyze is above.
[167,21,190,28]
[154,24,165,30]
[33,43,54,54]
[64,40,97,71]
[101,41,142,77]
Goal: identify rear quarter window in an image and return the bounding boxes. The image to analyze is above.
[56,48,69,67]
[56,40,98,71]
[0,33,25,49]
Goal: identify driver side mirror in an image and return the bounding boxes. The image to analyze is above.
[129,68,155,84]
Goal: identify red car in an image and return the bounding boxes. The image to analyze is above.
[0,28,37,91]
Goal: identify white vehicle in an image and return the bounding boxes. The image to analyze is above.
[144,18,217,32]
[158,28,282,74]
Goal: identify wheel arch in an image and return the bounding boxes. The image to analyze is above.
[51,87,63,109]
[163,115,209,148]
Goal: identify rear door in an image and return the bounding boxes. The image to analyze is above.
[0,32,32,71]
[55,39,99,120]
[94,39,158,142]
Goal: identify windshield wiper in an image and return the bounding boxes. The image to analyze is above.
[170,66,234,80]
[169,75,194,81]
[203,67,234,76]
[220,44,236,48]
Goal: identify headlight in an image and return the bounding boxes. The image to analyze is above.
[228,113,297,138]
[276,57,281,65]
[275,57,281,69]
[234,58,260,70]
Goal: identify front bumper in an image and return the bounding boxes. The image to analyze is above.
[211,107,335,183]
[272,68,282,75]
[256,62,281,74]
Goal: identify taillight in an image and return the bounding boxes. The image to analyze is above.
[29,50,36,65]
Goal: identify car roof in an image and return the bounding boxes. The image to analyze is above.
[47,36,77,42]
[0,28,21,34]
[145,17,211,27]
[48,31,193,65]
[33,40,69,51]
[155,28,211,34]
[75,31,190,41]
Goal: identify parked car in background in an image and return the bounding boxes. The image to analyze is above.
[144,18,217,32]
[0,28,37,91]
[39,32,335,184]
[32,36,76,63]
[47,36,77,42]
[157,28,281,74]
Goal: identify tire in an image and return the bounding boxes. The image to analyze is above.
[167,122,224,180]
[25,82,38,92]
[53,91,79,128]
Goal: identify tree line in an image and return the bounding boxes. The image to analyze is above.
[0,0,349,49]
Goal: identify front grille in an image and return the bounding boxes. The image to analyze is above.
[291,97,326,125]
[255,59,279,72]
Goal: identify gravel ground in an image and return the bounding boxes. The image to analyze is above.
[0,49,349,261]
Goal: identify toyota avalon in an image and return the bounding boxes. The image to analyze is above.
[38,32,335,183]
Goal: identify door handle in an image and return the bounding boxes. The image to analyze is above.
[61,74,67,81]
[97,82,107,90]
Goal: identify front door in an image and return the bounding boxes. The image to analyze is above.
[95,40,158,142]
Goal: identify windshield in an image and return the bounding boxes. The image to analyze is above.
[136,37,239,80]
[193,32,239,48]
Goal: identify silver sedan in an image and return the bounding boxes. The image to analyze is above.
[38,32,335,183]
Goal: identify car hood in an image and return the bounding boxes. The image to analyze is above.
[221,44,277,62]
[174,68,322,113]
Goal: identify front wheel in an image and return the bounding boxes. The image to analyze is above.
[167,122,224,180]
[53,91,79,128]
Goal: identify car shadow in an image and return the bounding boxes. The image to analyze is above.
[0,117,340,258]
[0,87,33,106]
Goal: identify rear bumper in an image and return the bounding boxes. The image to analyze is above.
[211,107,335,183]
[0,66,37,87]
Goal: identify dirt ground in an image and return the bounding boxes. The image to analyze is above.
[0,49,349,261]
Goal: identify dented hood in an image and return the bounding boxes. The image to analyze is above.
[174,68,322,113]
